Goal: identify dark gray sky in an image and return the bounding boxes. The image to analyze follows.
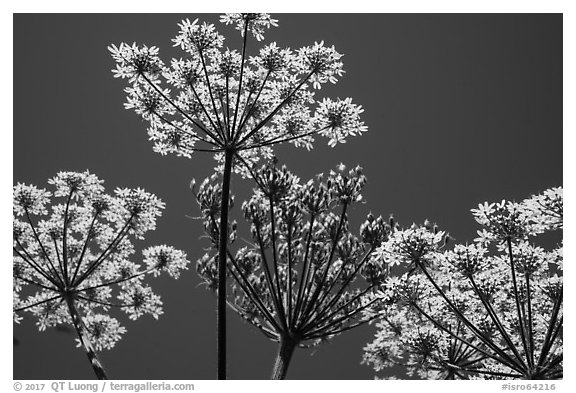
[13,14,562,380]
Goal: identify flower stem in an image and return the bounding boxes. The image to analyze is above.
[506,238,532,370]
[65,296,108,380]
[217,148,234,380]
[271,336,297,380]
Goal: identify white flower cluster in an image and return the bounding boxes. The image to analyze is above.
[173,18,225,56]
[109,43,164,82]
[472,186,563,245]
[364,186,563,379]
[77,314,127,351]
[109,14,367,173]
[220,13,279,41]
[522,186,563,233]
[297,41,345,89]
[13,171,190,352]
[317,98,367,147]
[375,225,446,267]
[13,183,51,216]
[472,200,530,244]
[144,245,189,279]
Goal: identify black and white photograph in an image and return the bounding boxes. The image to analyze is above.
[10,4,567,386]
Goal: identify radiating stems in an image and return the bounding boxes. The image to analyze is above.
[139,73,222,145]
[302,284,375,334]
[250,211,287,326]
[411,301,523,373]
[237,70,314,146]
[216,147,234,380]
[74,215,134,286]
[303,297,379,339]
[537,292,562,368]
[14,242,61,289]
[61,190,74,286]
[65,295,108,380]
[417,261,523,372]
[290,214,316,327]
[76,267,156,293]
[198,49,225,137]
[506,238,532,369]
[234,70,271,143]
[226,251,282,332]
[271,335,298,380]
[185,81,224,142]
[269,196,289,327]
[52,238,64,281]
[24,209,65,288]
[524,271,535,367]
[232,88,253,143]
[307,247,374,326]
[467,275,526,367]
[299,202,348,325]
[226,300,277,339]
[150,109,217,148]
[71,212,100,285]
[231,19,250,140]
[14,295,62,312]
[13,274,58,292]
[252,208,288,332]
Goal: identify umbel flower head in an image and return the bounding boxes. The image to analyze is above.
[13,171,190,378]
[109,14,367,173]
[194,162,392,378]
[363,187,563,380]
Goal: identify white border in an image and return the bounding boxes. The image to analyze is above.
[4,1,573,391]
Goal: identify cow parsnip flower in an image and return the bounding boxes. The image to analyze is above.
[194,162,391,379]
[13,171,190,379]
[109,14,366,172]
[364,187,563,379]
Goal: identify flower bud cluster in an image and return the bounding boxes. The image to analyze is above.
[195,163,385,347]
[360,213,393,247]
[328,164,366,204]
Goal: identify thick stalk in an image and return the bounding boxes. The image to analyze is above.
[217,148,234,380]
[271,336,298,380]
[65,296,108,380]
